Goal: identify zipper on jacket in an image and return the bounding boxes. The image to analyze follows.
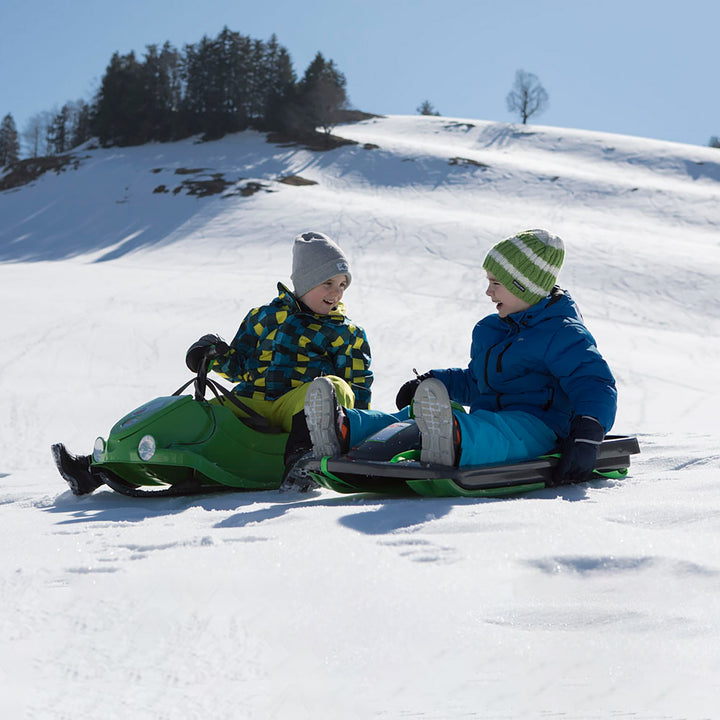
[484,340,509,410]
[542,387,555,411]
[496,342,512,372]
[483,347,495,387]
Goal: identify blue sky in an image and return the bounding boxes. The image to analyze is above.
[1,0,718,149]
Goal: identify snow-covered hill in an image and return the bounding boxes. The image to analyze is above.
[1,115,719,718]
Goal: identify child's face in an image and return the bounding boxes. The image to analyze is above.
[300,274,348,315]
[485,272,532,318]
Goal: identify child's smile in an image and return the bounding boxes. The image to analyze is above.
[486,272,532,318]
[299,274,348,315]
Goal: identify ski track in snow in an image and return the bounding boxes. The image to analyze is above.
[2,115,720,719]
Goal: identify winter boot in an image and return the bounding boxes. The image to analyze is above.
[51,443,104,495]
[413,379,461,466]
[280,411,318,492]
[303,377,350,459]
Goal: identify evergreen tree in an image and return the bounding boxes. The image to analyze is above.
[47,104,72,154]
[417,100,440,116]
[79,27,348,146]
[222,28,252,132]
[69,100,93,148]
[290,52,348,138]
[0,113,21,165]
[141,42,183,141]
[180,38,207,134]
[183,27,254,139]
[93,51,146,145]
[246,38,268,124]
[183,34,226,137]
[262,35,296,131]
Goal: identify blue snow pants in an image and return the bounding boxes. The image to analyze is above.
[344,406,557,467]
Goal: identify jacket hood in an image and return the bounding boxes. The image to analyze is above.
[502,287,582,329]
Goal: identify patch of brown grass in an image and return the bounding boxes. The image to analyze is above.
[449,157,490,169]
[278,175,317,186]
[0,155,80,191]
[266,131,357,151]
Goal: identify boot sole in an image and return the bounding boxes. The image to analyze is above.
[414,379,455,466]
[51,443,103,495]
[304,378,342,459]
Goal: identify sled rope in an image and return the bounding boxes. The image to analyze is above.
[172,376,280,433]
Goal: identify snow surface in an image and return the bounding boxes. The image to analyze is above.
[1,115,719,719]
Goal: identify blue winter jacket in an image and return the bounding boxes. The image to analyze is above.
[430,289,617,438]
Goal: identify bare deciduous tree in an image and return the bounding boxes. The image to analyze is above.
[506,70,549,124]
[22,111,55,158]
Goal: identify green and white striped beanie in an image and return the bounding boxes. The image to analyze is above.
[482,229,565,305]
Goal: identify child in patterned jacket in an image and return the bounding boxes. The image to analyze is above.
[53,231,372,494]
[185,231,373,428]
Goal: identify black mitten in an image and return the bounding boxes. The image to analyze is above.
[552,416,605,486]
[185,334,230,372]
[395,371,433,410]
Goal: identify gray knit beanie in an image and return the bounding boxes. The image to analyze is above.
[291,231,352,298]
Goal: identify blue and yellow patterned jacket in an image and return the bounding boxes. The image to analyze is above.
[212,283,372,408]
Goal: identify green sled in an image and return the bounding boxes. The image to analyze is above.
[90,363,287,497]
[294,421,640,498]
[87,363,640,500]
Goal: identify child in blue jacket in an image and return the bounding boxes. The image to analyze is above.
[290,229,617,488]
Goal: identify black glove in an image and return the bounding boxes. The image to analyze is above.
[395,371,434,410]
[185,334,230,372]
[552,415,605,486]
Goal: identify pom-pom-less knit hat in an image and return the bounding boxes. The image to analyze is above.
[291,231,352,298]
[482,229,565,305]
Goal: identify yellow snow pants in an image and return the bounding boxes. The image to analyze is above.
[210,375,356,433]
